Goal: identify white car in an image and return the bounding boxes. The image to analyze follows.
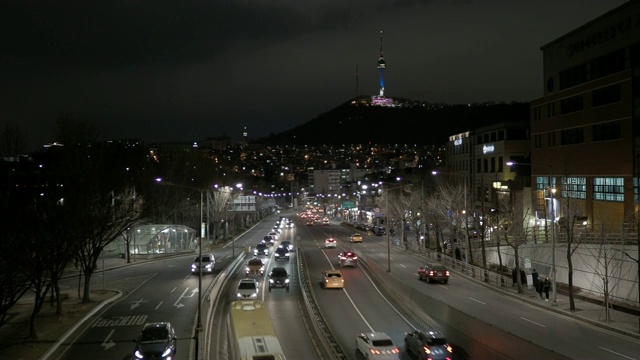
[355,332,400,360]
[268,231,279,240]
[236,278,259,299]
[325,238,337,248]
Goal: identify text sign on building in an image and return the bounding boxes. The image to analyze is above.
[482,144,495,154]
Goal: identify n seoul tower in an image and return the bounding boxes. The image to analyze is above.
[377,30,386,97]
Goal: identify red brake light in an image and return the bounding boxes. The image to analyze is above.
[391,347,399,354]
[446,344,453,352]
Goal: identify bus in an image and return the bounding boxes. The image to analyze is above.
[228,300,286,360]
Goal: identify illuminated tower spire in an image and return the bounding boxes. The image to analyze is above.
[242,126,248,146]
[377,30,385,97]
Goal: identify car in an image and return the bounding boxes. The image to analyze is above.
[338,251,358,267]
[305,220,314,226]
[262,235,275,246]
[236,278,260,299]
[322,217,330,225]
[418,264,450,284]
[280,240,293,251]
[191,253,215,274]
[133,322,177,360]
[325,237,337,248]
[245,258,265,276]
[268,267,290,292]
[350,233,363,243]
[253,243,269,256]
[268,231,279,240]
[355,332,400,360]
[404,329,452,360]
[273,246,290,261]
[321,270,344,289]
[373,226,386,236]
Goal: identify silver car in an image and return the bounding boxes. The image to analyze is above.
[191,253,215,274]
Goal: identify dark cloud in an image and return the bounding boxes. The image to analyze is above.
[0,0,628,151]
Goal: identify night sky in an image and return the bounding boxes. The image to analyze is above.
[0,0,628,151]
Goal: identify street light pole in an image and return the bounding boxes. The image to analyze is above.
[383,183,412,272]
[197,190,203,330]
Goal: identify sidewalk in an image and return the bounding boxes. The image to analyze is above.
[499,277,640,339]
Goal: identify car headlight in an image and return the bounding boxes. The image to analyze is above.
[269,279,274,283]
[191,264,196,269]
[285,279,290,283]
[285,252,290,256]
[237,293,243,298]
[161,347,172,357]
[134,350,144,359]
[253,250,258,255]
[251,293,258,298]
[206,264,213,269]
[245,267,250,272]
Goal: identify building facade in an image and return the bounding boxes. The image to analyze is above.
[530,1,640,229]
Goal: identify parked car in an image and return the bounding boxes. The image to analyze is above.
[133,322,177,360]
[190,253,215,274]
[268,267,290,292]
[418,264,450,284]
[404,329,452,360]
[355,332,400,359]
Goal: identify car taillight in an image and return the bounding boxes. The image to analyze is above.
[446,344,453,352]
[423,346,431,354]
[352,256,358,260]
[391,347,399,354]
[446,271,450,276]
[369,349,381,355]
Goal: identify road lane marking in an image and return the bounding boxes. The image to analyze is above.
[598,346,637,360]
[171,287,177,293]
[399,264,406,268]
[129,298,149,310]
[155,301,163,310]
[520,317,546,327]
[173,288,190,308]
[100,329,116,350]
[469,297,486,305]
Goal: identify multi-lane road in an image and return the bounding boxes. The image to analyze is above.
[46,212,640,360]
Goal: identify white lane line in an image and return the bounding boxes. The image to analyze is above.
[469,297,486,305]
[520,317,546,327]
[399,264,406,268]
[155,301,163,310]
[170,287,177,293]
[343,290,375,332]
[598,346,637,360]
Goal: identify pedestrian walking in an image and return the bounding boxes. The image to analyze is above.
[542,276,552,301]
[520,269,527,286]
[455,247,461,261]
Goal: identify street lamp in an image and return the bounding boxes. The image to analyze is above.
[506,161,557,306]
[155,179,205,334]
[383,183,413,272]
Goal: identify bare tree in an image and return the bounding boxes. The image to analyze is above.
[557,195,585,310]
[0,122,27,157]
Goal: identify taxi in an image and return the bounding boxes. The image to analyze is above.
[321,270,345,289]
[350,233,363,243]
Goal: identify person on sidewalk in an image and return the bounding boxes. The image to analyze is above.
[532,269,541,298]
[542,276,552,301]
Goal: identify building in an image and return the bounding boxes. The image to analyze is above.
[530,0,640,230]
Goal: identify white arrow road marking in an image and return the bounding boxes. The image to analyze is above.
[101,329,116,350]
[129,298,149,310]
[173,287,192,309]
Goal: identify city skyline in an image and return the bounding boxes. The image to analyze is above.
[0,0,628,151]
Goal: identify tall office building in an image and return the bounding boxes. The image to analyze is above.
[530,0,640,229]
